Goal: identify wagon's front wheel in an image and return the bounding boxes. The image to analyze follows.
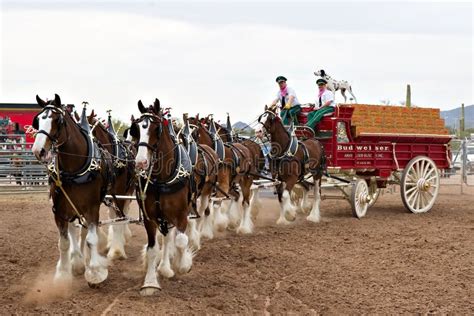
[367,183,381,209]
[401,156,440,213]
[351,179,370,219]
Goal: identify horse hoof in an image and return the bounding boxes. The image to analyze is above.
[236,226,252,235]
[71,254,85,276]
[284,211,296,222]
[85,266,108,285]
[107,248,127,261]
[276,216,292,225]
[158,265,175,279]
[306,215,321,223]
[140,286,161,296]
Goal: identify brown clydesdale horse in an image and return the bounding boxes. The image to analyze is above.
[31,94,112,287]
[177,113,219,245]
[130,98,193,296]
[208,115,266,220]
[188,114,256,234]
[86,110,135,260]
[258,105,326,224]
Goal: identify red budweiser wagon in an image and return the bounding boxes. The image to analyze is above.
[292,103,452,218]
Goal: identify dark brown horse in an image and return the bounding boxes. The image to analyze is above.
[258,105,326,224]
[131,98,193,296]
[210,116,266,221]
[31,94,112,286]
[178,114,219,245]
[188,115,256,234]
[87,110,135,260]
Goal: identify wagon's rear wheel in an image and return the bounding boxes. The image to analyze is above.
[401,156,440,213]
[351,179,370,218]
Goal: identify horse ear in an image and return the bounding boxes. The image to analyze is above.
[196,113,200,120]
[138,100,146,113]
[36,95,47,108]
[130,114,135,122]
[265,104,268,111]
[153,98,161,113]
[54,94,61,107]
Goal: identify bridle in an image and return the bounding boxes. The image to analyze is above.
[33,105,69,146]
[131,113,163,151]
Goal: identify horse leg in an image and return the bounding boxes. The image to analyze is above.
[54,216,72,283]
[174,219,193,275]
[140,219,161,296]
[250,187,262,221]
[307,178,322,223]
[277,178,296,224]
[227,190,243,230]
[198,194,213,240]
[84,223,109,286]
[69,223,85,276]
[299,186,312,214]
[107,200,127,260]
[214,167,231,232]
[237,176,254,234]
[158,229,175,278]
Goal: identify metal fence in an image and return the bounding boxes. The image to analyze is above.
[442,138,474,189]
[0,135,48,194]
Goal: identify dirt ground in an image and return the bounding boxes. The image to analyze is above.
[1,184,473,314]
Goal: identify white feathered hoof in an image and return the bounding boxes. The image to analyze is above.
[71,252,85,276]
[284,209,297,222]
[306,214,321,223]
[158,262,175,279]
[214,208,229,232]
[200,215,214,240]
[236,223,253,235]
[176,248,193,275]
[107,246,127,261]
[276,216,292,225]
[140,285,161,296]
[85,265,108,286]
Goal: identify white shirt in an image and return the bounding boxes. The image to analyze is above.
[276,86,300,107]
[317,89,335,108]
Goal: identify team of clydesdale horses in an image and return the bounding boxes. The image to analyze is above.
[31,95,326,295]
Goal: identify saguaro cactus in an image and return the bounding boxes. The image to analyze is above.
[406,84,411,108]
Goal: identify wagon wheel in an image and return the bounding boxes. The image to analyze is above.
[367,183,381,209]
[350,179,371,218]
[400,156,440,214]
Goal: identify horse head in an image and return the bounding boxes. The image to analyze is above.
[132,99,164,170]
[258,104,280,134]
[32,94,68,162]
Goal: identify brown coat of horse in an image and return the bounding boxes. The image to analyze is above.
[87,111,135,260]
[131,99,193,296]
[259,105,326,224]
[188,115,256,234]
[32,94,112,287]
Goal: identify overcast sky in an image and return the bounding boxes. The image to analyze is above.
[1,0,473,124]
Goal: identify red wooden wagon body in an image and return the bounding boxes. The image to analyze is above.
[292,105,452,217]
